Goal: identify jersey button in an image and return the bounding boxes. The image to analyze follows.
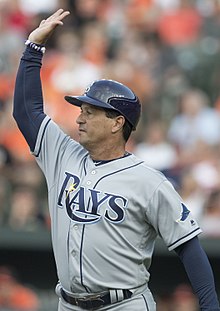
[71,278,77,285]
[73,225,78,230]
[91,170,96,175]
[86,181,91,185]
[72,250,77,257]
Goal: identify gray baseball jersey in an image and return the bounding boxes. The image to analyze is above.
[33,115,202,294]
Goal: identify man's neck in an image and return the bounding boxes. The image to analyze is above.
[93,151,130,166]
[90,148,126,161]
[87,141,126,161]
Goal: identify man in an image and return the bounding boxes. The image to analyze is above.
[13,9,220,311]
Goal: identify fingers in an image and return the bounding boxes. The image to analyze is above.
[28,9,70,44]
[46,8,64,21]
[39,20,46,26]
[46,9,70,22]
[40,9,69,28]
[59,10,71,21]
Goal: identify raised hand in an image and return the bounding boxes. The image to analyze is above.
[28,9,70,45]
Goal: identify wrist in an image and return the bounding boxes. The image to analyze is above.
[25,39,46,54]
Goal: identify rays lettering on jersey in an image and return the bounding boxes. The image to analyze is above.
[57,172,128,224]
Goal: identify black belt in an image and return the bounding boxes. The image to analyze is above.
[60,288,132,310]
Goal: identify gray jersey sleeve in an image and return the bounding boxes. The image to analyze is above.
[147,179,202,251]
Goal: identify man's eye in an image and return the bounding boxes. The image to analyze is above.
[80,107,93,116]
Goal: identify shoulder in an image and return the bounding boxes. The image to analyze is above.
[34,117,87,159]
[127,153,168,184]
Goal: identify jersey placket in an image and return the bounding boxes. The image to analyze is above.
[68,166,99,292]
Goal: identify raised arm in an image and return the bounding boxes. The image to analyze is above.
[13,9,70,151]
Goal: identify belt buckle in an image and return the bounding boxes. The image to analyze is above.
[75,293,105,310]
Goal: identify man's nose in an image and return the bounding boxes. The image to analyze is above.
[76,113,85,124]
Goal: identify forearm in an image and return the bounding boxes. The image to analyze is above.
[175,236,220,311]
[13,45,47,151]
[13,9,70,151]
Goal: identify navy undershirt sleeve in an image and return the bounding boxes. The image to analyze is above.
[175,236,220,311]
[13,46,47,152]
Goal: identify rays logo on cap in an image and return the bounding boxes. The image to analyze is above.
[84,83,92,94]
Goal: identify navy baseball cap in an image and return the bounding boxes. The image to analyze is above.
[64,79,141,130]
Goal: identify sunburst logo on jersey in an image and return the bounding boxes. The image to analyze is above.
[66,183,77,197]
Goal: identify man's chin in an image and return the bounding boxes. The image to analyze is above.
[78,139,89,149]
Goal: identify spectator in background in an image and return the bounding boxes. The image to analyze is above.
[0,0,26,75]
[0,266,39,311]
[168,88,220,167]
[0,177,9,226]
[154,0,180,12]
[0,144,12,169]
[18,0,59,15]
[156,283,199,311]
[170,283,199,311]
[157,0,202,47]
[134,120,177,171]
[190,142,220,193]
[179,169,206,221]
[200,0,220,40]
[0,146,12,226]
[2,0,32,35]
[8,185,45,231]
[200,189,220,237]
[39,22,106,134]
[0,101,34,162]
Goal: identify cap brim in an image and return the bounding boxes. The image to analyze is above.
[65,95,137,130]
[64,95,115,110]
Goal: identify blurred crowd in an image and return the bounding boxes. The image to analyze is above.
[1,0,220,239]
[0,266,40,311]
[0,265,200,311]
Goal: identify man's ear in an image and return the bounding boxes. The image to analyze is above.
[112,116,125,133]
